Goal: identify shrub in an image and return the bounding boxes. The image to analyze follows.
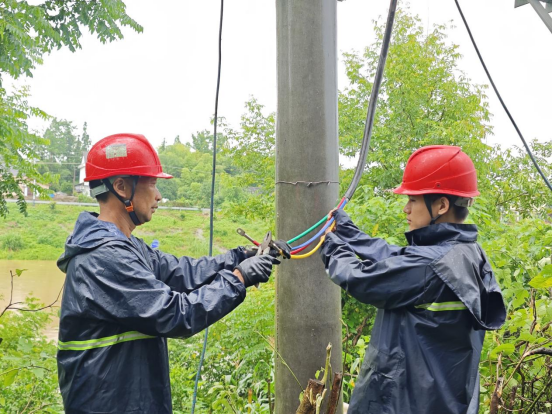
[1,234,24,251]
[77,193,96,203]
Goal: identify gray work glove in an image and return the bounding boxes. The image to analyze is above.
[235,255,281,288]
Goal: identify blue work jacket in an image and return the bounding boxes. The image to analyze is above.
[57,212,248,414]
[320,209,506,414]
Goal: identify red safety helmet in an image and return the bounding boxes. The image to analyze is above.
[393,145,480,199]
[85,133,172,182]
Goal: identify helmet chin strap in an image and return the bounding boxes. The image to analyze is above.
[103,176,142,226]
[423,195,443,226]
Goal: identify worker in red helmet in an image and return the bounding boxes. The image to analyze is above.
[321,146,506,414]
[56,133,290,414]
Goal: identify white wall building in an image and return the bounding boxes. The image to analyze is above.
[74,152,90,196]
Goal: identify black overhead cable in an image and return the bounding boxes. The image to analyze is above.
[191,0,224,412]
[454,0,552,193]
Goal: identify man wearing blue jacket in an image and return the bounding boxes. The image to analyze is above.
[57,133,288,414]
[321,146,506,414]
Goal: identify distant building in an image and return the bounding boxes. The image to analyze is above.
[1,166,49,199]
[74,152,90,196]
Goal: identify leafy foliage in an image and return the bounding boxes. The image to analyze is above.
[0,86,53,217]
[0,0,142,83]
[0,289,62,413]
[0,0,141,217]
[170,282,276,413]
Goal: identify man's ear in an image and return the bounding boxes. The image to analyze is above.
[111,178,128,199]
[437,197,450,216]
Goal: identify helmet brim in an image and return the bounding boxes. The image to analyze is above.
[393,185,480,198]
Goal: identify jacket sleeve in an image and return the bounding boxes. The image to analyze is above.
[320,232,430,309]
[332,209,404,262]
[78,244,247,338]
[148,245,250,294]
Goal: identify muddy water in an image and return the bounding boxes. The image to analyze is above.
[0,260,66,341]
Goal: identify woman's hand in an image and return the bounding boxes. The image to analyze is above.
[324,209,338,235]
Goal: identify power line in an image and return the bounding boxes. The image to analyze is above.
[454,0,552,193]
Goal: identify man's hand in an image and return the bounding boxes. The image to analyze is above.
[269,240,292,259]
[234,255,281,288]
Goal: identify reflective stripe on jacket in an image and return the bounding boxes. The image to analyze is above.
[57,212,248,414]
[320,209,506,414]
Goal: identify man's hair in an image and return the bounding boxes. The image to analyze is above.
[425,193,469,222]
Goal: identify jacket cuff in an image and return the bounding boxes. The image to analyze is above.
[320,232,347,261]
[221,269,247,298]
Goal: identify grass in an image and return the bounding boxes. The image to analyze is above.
[0,204,269,260]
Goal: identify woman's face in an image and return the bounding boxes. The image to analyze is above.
[403,195,432,231]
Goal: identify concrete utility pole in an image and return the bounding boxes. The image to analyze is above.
[275,0,342,413]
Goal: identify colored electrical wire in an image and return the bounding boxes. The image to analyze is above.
[286,197,347,245]
[290,218,335,254]
[191,1,224,412]
[290,199,348,254]
[290,228,331,259]
[454,0,552,192]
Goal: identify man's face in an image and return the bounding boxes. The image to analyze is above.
[402,195,431,231]
[130,177,162,224]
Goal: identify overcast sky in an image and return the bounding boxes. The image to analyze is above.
[15,0,552,153]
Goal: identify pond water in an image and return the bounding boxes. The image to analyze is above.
[0,260,66,341]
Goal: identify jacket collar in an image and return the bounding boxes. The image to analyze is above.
[405,223,478,246]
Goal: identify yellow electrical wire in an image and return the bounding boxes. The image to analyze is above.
[291,222,336,260]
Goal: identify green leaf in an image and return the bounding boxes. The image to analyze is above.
[538,264,552,278]
[517,332,536,343]
[30,367,44,379]
[2,370,18,387]
[15,268,27,277]
[490,343,515,359]
[528,273,552,289]
[18,338,32,353]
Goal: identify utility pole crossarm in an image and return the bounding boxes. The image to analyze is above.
[515,0,552,33]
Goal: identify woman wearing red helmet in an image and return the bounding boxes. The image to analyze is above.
[321,146,505,414]
[56,133,289,414]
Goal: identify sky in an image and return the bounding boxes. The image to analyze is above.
[15,0,552,153]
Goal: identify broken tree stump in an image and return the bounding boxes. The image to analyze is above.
[296,379,325,414]
[325,372,343,414]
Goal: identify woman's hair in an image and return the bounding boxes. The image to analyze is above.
[425,193,469,222]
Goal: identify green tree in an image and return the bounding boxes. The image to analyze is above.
[36,118,91,194]
[0,0,142,216]
[221,98,276,221]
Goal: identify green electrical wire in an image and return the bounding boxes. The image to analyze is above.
[286,215,327,244]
